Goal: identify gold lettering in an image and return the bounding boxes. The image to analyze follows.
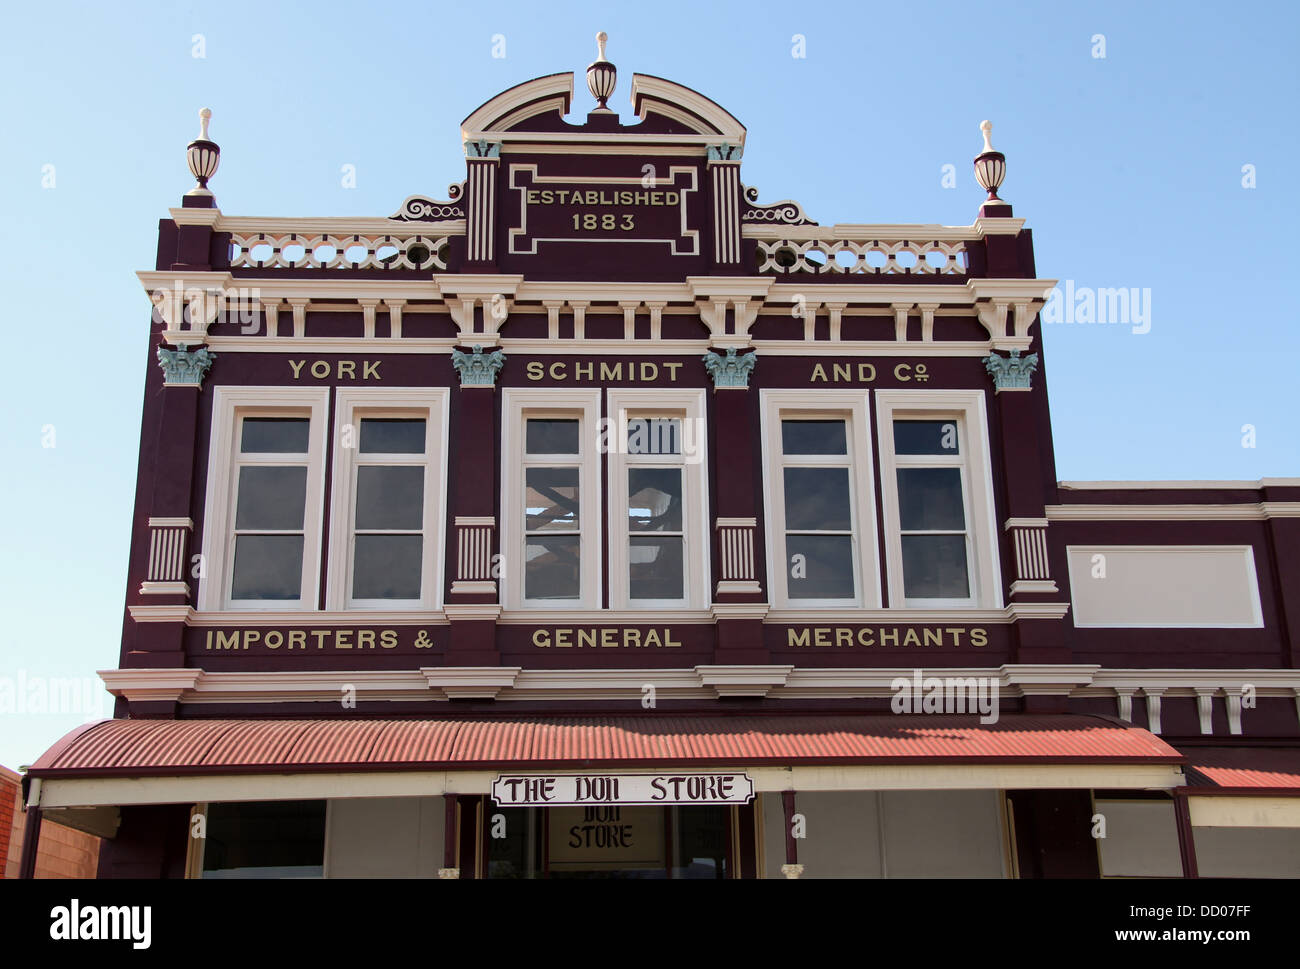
[577,628,597,648]
[644,628,662,648]
[288,630,307,650]
[946,627,966,646]
[640,362,658,382]
[380,630,397,649]
[289,360,306,379]
[336,630,352,649]
[555,628,572,648]
[665,628,681,647]
[526,361,544,381]
[575,362,594,381]
[624,628,642,648]
[971,628,988,647]
[244,630,260,650]
[650,192,663,205]
[527,190,540,204]
[541,191,554,204]
[788,628,810,647]
[337,360,356,380]
[923,628,943,647]
[216,630,239,650]
[357,629,375,649]
[814,627,830,647]
[835,628,853,647]
[664,362,682,382]
[635,192,649,205]
[858,363,875,382]
[312,630,330,649]
[894,363,912,382]
[857,627,874,646]
[310,361,330,379]
[879,628,899,646]
[811,364,828,383]
[363,360,381,380]
[533,629,550,648]
[902,628,921,647]
[600,362,621,381]
[833,363,850,382]
[549,361,566,380]
[601,628,618,648]
[264,631,283,649]
[665,192,679,205]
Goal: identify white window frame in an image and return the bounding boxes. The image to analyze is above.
[326,388,450,611]
[875,389,1003,609]
[759,389,880,609]
[501,388,602,610]
[199,386,329,611]
[606,388,709,610]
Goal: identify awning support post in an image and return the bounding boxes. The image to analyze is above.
[18,805,42,879]
[1173,793,1199,879]
[780,790,803,879]
[439,794,460,879]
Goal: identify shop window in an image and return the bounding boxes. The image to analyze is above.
[199,800,326,878]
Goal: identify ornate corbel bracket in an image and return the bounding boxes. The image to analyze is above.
[157,343,215,388]
[983,348,1039,392]
[703,346,756,390]
[451,345,506,387]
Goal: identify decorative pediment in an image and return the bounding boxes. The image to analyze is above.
[630,74,746,145]
[461,73,575,139]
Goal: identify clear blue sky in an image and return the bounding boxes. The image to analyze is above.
[1,1,1296,769]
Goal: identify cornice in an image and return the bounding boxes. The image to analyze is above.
[1046,503,1300,521]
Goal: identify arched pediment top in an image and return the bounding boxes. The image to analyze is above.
[629,74,746,146]
[461,73,575,138]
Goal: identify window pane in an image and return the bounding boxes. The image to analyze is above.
[626,418,682,455]
[526,419,579,454]
[359,418,425,454]
[352,534,423,599]
[231,535,303,599]
[893,420,960,455]
[902,534,970,598]
[355,466,424,530]
[629,536,683,599]
[525,535,580,599]
[526,468,579,531]
[781,420,847,455]
[786,535,855,599]
[235,466,307,530]
[628,468,682,532]
[783,468,852,531]
[897,468,966,531]
[201,801,325,879]
[240,417,310,454]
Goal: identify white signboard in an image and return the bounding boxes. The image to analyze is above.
[491,772,754,807]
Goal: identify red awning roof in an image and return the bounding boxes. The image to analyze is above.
[29,714,1180,778]
[1182,747,1300,794]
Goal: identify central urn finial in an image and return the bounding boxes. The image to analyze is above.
[586,31,617,112]
[186,107,221,199]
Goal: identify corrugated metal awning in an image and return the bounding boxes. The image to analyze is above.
[1182,747,1300,793]
[31,714,1181,778]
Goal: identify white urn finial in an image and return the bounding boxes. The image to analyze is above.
[586,31,617,111]
[186,107,221,198]
[980,120,994,153]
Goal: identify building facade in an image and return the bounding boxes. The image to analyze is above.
[21,37,1300,878]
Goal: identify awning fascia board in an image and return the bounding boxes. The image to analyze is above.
[35,762,1185,810]
[1187,794,1300,828]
